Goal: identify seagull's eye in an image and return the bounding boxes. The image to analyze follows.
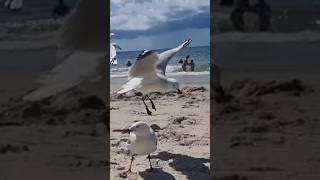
[136,125,140,128]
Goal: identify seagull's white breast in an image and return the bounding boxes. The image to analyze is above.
[126,132,157,156]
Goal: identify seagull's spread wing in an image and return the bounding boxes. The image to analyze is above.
[156,39,191,75]
[128,51,160,80]
[23,52,105,101]
[4,0,11,8]
[58,0,107,59]
[3,0,23,10]
[117,77,143,94]
[10,0,23,10]
[23,0,107,101]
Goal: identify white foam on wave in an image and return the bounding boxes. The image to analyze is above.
[110,63,210,78]
[110,70,210,78]
[165,64,182,73]
[167,71,210,76]
[110,74,128,78]
[110,67,130,72]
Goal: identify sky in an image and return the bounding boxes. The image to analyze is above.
[110,0,210,51]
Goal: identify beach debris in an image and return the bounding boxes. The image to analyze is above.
[229,78,314,97]
[173,116,188,124]
[0,144,30,154]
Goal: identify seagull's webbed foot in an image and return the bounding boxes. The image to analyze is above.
[146,95,156,111]
[147,154,153,170]
[142,96,152,115]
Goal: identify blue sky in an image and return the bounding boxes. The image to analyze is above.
[110,0,210,51]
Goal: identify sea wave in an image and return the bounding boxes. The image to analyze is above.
[110,64,210,78]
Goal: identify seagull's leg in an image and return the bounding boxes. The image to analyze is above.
[147,154,153,170]
[142,95,152,115]
[128,155,134,172]
[146,95,156,111]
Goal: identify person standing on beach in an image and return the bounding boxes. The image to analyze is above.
[186,57,192,72]
[52,0,70,19]
[253,0,271,32]
[182,56,191,72]
[190,60,195,72]
[126,60,132,67]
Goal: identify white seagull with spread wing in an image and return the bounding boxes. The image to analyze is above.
[117,39,191,115]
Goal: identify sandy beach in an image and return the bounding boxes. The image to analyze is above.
[110,77,210,179]
[213,37,320,179]
[0,47,108,180]
[0,45,210,180]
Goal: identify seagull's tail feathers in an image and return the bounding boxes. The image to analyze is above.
[117,78,143,94]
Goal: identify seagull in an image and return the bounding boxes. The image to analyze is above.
[125,121,157,172]
[23,0,107,101]
[110,33,122,65]
[117,39,191,115]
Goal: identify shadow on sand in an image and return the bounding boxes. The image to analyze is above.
[153,151,210,180]
[139,168,176,180]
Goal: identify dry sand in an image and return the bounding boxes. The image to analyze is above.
[110,84,210,179]
[213,70,320,180]
[0,48,108,180]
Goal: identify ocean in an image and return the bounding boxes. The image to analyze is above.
[110,46,210,82]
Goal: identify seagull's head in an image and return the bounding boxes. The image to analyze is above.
[129,121,153,135]
[112,43,122,50]
[167,78,181,93]
[136,50,155,61]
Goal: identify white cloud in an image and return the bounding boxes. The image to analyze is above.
[111,0,209,31]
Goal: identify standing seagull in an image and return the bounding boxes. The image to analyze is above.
[126,121,157,172]
[23,0,107,101]
[117,39,191,115]
[110,33,122,65]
